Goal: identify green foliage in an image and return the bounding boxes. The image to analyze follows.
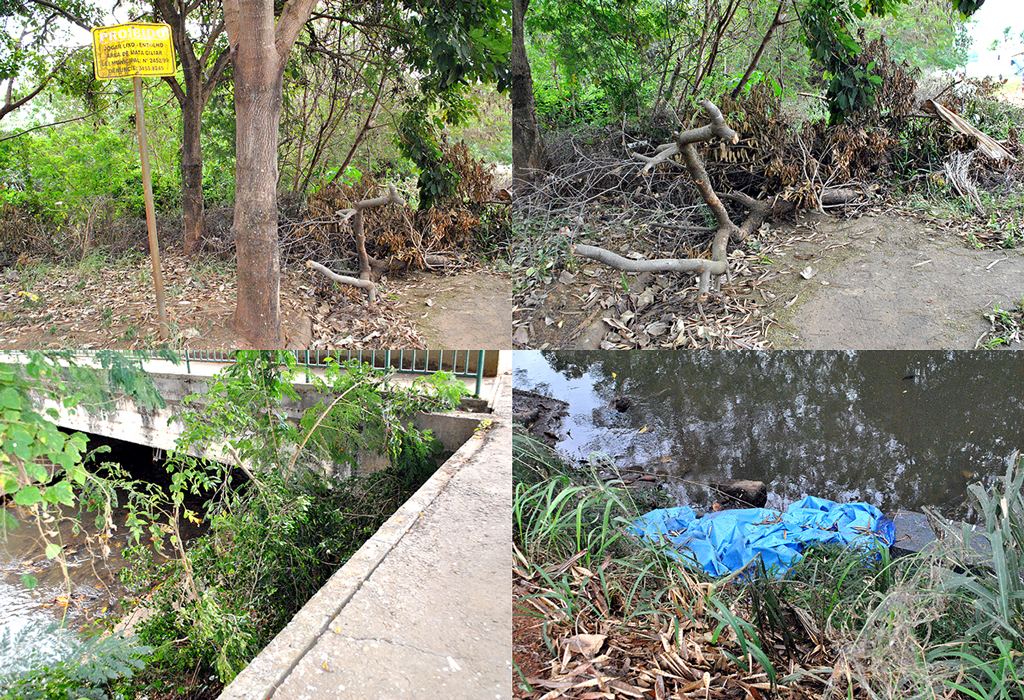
[862,0,971,72]
[798,0,983,124]
[397,98,460,209]
[0,623,151,700]
[799,0,887,124]
[0,121,178,222]
[513,449,640,568]
[709,596,777,686]
[0,352,166,538]
[200,88,236,205]
[119,351,465,688]
[512,428,572,485]
[527,0,672,126]
[392,0,509,206]
[928,456,1024,697]
[0,1,99,119]
[401,0,511,95]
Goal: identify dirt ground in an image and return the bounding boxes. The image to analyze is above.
[0,254,512,351]
[513,210,1024,350]
[388,268,511,349]
[762,211,1024,349]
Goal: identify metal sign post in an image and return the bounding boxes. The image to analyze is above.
[91,23,177,340]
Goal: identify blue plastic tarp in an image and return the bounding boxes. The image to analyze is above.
[631,496,896,578]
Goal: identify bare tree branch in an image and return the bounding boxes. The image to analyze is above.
[578,100,779,296]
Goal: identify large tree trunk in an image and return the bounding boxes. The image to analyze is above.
[223,0,318,347]
[180,97,205,257]
[230,35,285,347]
[511,0,547,182]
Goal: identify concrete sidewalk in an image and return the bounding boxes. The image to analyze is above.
[218,373,512,700]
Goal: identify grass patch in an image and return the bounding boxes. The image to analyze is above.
[977,295,1024,349]
[514,428,1024,700]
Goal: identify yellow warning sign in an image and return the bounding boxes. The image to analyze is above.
[92,23,177,80]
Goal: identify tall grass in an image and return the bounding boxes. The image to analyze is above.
[514,428,1024,700]
[927,454,1024,700]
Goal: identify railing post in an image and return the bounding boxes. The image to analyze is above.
[475,350,484,398]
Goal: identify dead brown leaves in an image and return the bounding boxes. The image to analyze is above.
[512,548,872,700]
[308,280,425,349]
[0,252,428,350]
[512,551,844,700]
[513,224,790,350]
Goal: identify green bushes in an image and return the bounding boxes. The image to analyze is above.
[0,123,179,223]
[929,458,1024,699]
[0,623,152,700]
[112,352,465,692]
[2,351,467,697]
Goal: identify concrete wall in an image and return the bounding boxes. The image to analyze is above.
[41,373,493,480]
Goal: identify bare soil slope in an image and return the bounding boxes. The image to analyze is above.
[389,269,511,349]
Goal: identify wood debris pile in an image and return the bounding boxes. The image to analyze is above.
[280,141,505,291]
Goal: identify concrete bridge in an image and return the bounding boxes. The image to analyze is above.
[9,349,499,477]
[3,350,513,699]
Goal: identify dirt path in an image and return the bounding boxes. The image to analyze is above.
[762,211,1024,349]
[391,269,511,349]
[0,255,512,351]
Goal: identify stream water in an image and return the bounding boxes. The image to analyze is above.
[0,435,192,678]
[0,501,137,671]
[514,350,1024,519]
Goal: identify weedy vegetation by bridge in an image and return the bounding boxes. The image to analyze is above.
[1,350,469,700]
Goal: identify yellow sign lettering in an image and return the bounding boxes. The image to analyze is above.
[91,23,177,80]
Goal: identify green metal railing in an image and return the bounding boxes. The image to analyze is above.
[54,349,487,397]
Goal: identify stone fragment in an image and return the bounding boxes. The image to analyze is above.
[710,479,768,508]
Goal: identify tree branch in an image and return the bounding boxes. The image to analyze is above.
[26,0,92,31]
[589,100,782,297]
[275,0,320,59]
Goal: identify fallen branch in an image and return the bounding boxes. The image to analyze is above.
[573,100,780,295]
[306,260,377,303]
[573,245,727,276]
[307,183,405,305]
[345,183,405,285]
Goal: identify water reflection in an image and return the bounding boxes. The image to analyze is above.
[514,351,1024,518]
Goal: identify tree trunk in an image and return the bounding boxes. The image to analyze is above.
[155,0,231,258]
[181,97,205,256]
[511,0,548,182]
[229,18,286,346]
[223,0,318,347]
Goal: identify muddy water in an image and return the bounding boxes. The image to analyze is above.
[514,351,1024,519]
[0,435,198,675]
[0,502,136,635]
